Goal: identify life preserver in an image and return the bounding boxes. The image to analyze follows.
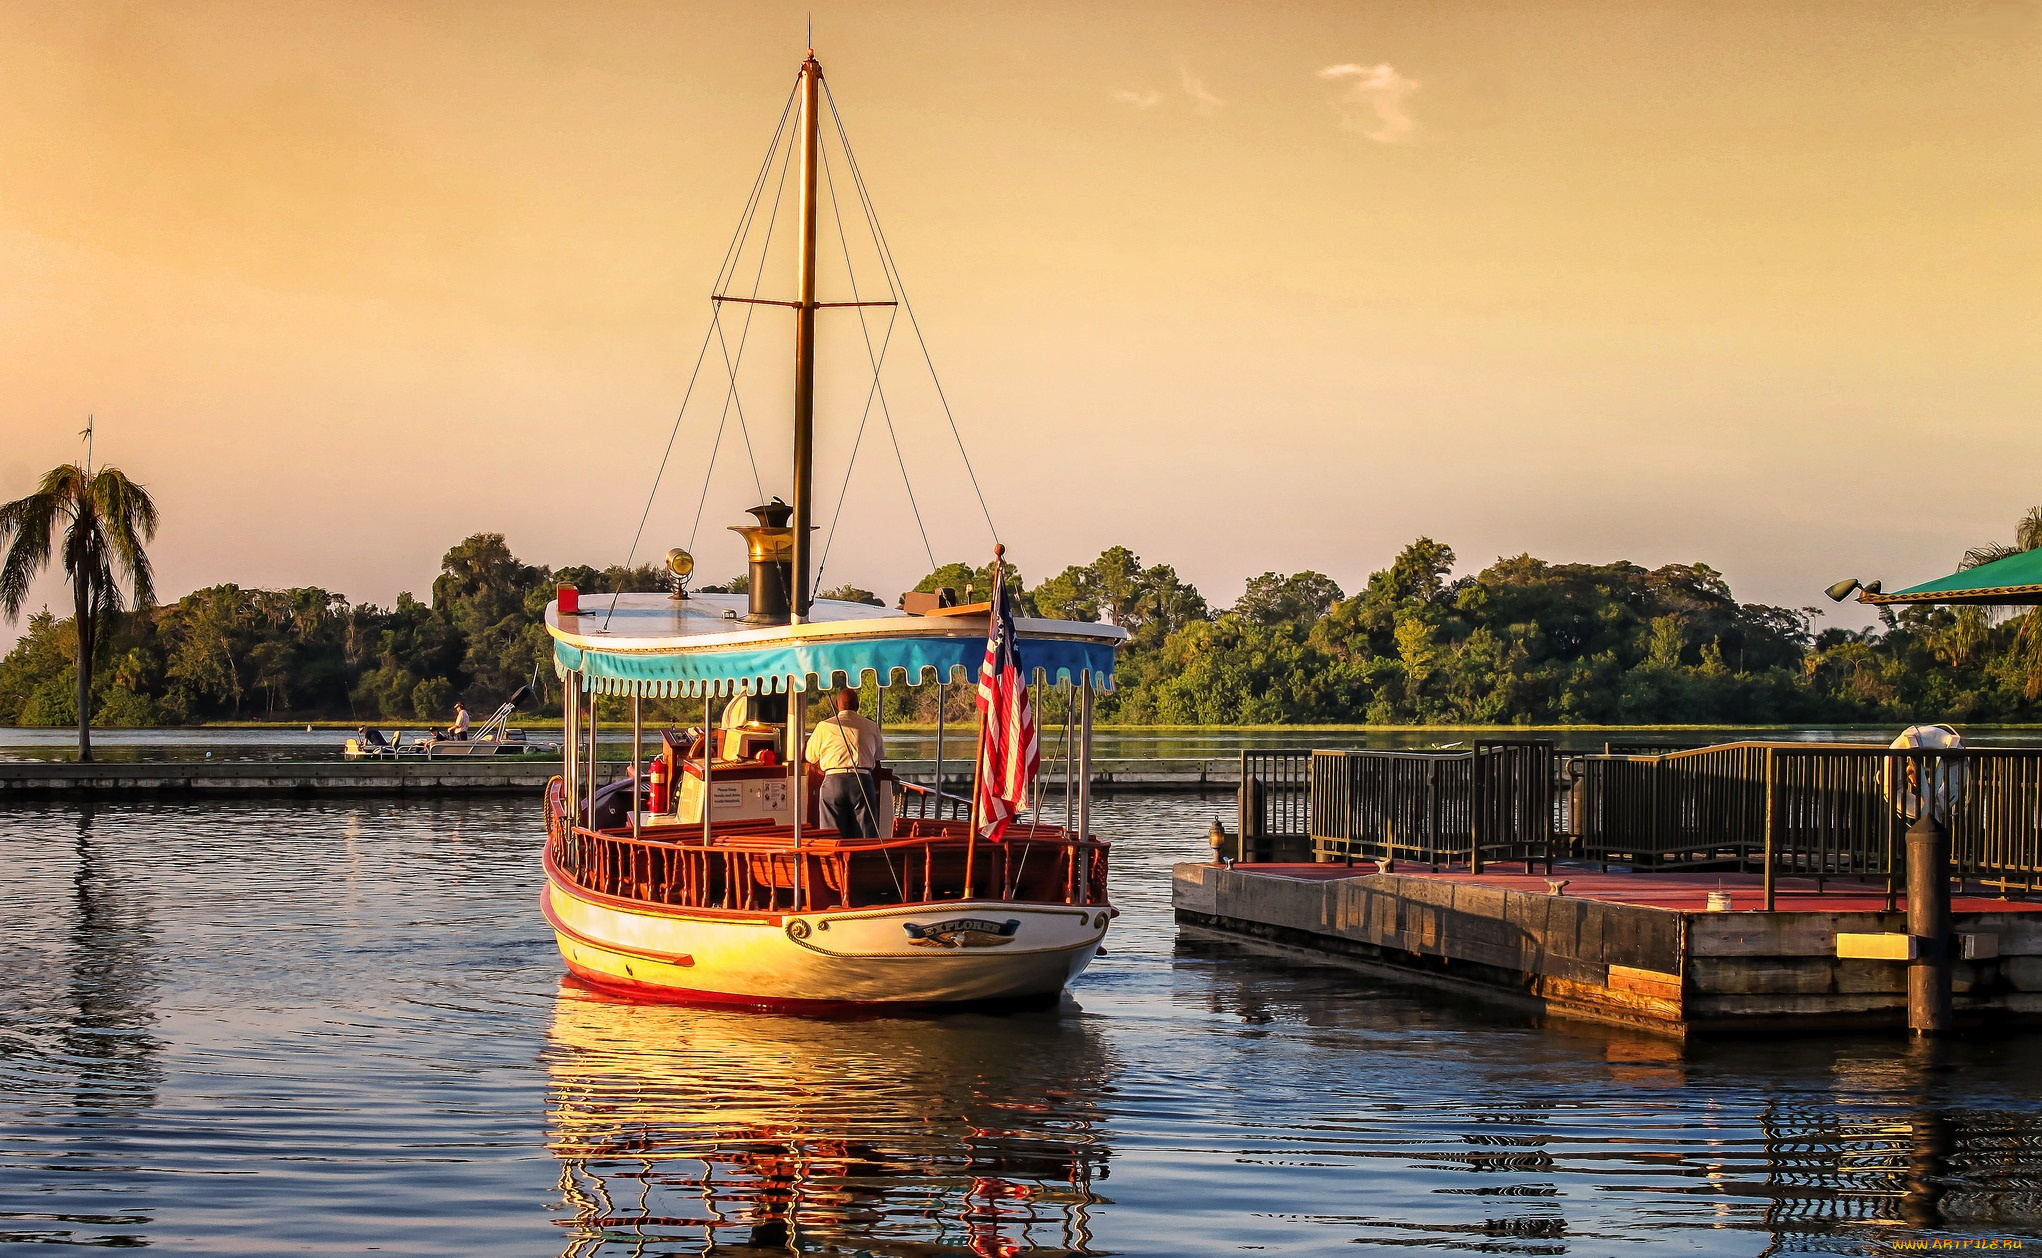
[1885,724,1966,821]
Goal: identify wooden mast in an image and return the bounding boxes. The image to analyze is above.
[790,49,821,625]
[787,49,821,905]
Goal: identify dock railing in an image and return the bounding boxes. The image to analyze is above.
[1236,750,1312,863]
[1235,738,2041,903]
[1577,742,1772,871]
[1577,742,2042,906]
[1305,741,1556,873]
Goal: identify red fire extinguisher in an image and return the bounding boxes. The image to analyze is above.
[647,752,670,813]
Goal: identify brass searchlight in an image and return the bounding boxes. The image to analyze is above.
[666,548,694,599]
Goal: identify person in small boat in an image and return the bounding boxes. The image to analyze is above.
[806,689,884,838]
[445,702,471,741]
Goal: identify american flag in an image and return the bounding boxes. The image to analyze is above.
[974,557,1038,841]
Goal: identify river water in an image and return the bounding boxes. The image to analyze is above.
[3,792,2040,1256]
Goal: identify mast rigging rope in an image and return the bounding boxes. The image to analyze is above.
[814,136,937,589]
[604,67,1010,631]
[690,77,809,552]
[603,73,802,632]
[824,79,1002,548]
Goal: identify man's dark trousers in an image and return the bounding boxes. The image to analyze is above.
[819,770,881,838]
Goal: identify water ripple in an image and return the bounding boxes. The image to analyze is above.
[1,794,2039,1254]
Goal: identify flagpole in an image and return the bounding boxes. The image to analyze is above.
[967,563,992,898]
[964,544,1006,900]
[963,733,978,899]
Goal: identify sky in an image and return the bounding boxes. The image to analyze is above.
[3,1,2039,647]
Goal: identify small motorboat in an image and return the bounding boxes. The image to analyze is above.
[344,686,561,759]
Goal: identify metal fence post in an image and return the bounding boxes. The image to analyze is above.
[1427,758,1440,872]
[1763,748,1777,911]
[1237,749,1250,865]
[1885,750,1901,911]
[1344,753,1357,865]
[1470,747,1486,875]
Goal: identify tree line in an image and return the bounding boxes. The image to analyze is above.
[5,525,2041,729]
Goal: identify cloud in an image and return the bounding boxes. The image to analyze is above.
[1179,67,1223,115]
[1112,88,1163,109]
[1318,63,1419,142]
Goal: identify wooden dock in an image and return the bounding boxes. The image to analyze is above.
[1174,861,2042,1035]
[0,758,557,796]
[0,756,1243,798]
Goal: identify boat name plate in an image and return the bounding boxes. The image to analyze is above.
[902,918,1022,949]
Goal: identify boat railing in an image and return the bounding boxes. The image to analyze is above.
[896,779,972,823]
[546,788,1107,914]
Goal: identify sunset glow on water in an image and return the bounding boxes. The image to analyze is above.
[3,793,2039,1254]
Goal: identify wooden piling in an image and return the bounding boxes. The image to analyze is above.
[1906,813,1953,1035]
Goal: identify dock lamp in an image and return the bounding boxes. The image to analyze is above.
[1825,578,1882,602]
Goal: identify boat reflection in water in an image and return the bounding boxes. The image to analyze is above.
[544,979,1114,1257]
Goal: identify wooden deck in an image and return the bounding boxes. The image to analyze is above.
[0,758,558,795]
[1227,862,2042,914]
[1174,859,2042,1036]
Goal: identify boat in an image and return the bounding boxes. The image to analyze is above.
[538,47,1127,1008]
[342,685,560,758]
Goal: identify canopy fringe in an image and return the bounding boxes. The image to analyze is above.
[552,637,1117,698]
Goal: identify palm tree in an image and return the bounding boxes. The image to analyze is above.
[1960,506,2042,699]
[1961,506,2042,570]
[0,464,159,761]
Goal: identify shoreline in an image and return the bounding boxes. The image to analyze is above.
[8,721,2042,734]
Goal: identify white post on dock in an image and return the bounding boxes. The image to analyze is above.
[934,677,945,818]
[631,694,642,839]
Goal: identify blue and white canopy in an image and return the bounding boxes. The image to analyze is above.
[548,593,1125,698]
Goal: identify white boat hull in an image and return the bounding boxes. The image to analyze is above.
[543,864,1110,1007]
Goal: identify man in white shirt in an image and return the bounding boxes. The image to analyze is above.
[805,689,885,837]
[448,702,471,741]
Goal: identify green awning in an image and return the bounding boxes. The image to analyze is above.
[1863,547,2042,606]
